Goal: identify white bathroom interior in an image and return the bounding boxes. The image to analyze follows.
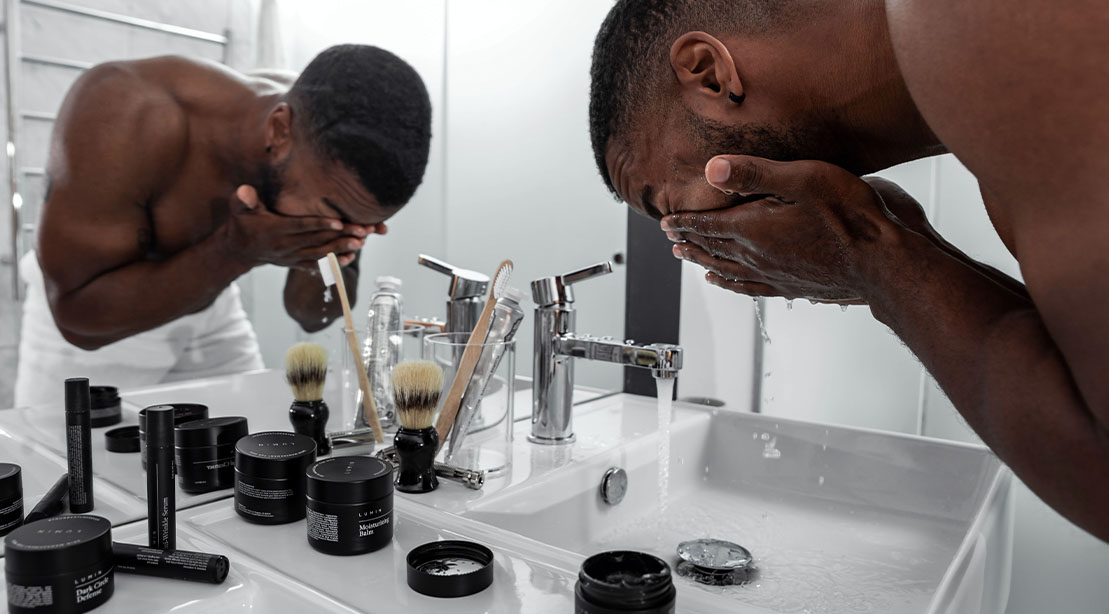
[0,1,1106,613]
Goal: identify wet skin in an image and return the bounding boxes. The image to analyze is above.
[605,0,1109,541]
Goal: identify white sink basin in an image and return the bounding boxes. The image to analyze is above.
[464,395,1013,614]
[181,496,579,613]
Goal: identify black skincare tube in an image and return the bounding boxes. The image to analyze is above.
[112,542,229,584]
[144,405,176,550]
[24,474,68,524]
[64,378,95,513]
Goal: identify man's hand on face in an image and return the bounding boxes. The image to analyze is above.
[660,156,924,304]
[223,185,386,270]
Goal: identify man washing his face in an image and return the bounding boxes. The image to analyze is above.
[590,0,1109,542]
[16,44,432,406]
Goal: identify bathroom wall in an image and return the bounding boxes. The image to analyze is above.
[442,0,627,390]
[678,154,1109,613]
[0,0,256,407]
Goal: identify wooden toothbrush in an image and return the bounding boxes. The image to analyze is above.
[434,259,513,449]
[320,253,385,443]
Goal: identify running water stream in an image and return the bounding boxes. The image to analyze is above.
[656,377,676,516]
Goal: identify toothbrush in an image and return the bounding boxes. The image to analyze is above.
[434,259,513,449]
[318,254,385,443]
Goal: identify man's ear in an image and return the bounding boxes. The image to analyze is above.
[265,102,294,161]
[670,31,744,111]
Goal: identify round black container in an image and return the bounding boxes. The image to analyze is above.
[234,431,316,525]
[305,456,393,555]
[4,515,114,614]
[406,540,494,598]
[139,404,209,470]
[575,551,676,614]
[88,386,122,428]
[0,463,23,537]
[175,417,249,494]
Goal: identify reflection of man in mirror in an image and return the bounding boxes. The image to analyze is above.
[590,1,1109,541]
[15,45,432,407]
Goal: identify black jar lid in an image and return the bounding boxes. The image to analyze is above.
[0,463,21,500]
[138,403,209,431]
[176,416,249,449]
[307,456,393,504]
[89,386,120,409]
[407,540,494,598]
[105,426,141,453]
[235,431,316,479]
[4,515,112,575]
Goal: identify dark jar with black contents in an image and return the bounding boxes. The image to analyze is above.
[575,551,676,614]
[234,431,316,525]
[88,386,122,428]
[305,456,393,555]
[175,416,249,494]
[0,463,23,537]
[4,515,114,614]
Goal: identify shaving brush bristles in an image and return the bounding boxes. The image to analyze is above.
[393,361,444,430]
[285,342,328,402]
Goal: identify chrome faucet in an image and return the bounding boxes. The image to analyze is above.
[418,254,490,334]
[529,261,683,445]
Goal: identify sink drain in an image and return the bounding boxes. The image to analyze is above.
[676,538,756,586]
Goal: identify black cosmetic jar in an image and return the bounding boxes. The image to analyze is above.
[139,404,209,469]
[575,551,676,614]
[88,386,122,428]
[234,431,316,525]
[0,463,23,537]
[175,417,249,494]
[4,515,114,614]
[305,456,393,555]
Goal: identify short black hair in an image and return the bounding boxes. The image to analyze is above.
[289,44,432,209]
[589,1,787,195]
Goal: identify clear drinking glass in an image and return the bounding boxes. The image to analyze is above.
[424,332,515,475]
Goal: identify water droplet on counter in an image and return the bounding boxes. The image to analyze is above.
[840,305,848,312]
[786,299,793,311]
[818,476,825,486]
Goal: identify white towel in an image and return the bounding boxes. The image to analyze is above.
[14,251,265,407]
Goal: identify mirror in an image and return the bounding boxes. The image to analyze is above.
[0,0,627,408]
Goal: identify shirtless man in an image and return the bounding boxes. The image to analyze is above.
[15,44,432,406]
[590,0,1109,542]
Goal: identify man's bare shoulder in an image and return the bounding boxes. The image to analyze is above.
[885,0,1109,211]
[49,58,191,189]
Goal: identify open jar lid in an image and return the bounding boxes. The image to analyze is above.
[407,540,494,598]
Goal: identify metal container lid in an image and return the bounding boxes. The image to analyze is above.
[307,456,393,504]
[235,431,316,479]
[0,463,21,500]
[4,515,112,575]
[175,416,249,449]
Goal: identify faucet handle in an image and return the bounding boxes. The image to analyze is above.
[531,261,613,307]
[418,254,490,299]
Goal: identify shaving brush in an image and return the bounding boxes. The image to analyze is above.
[286,342,331,455]
[393,361,444,493]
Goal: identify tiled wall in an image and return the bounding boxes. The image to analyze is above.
[0,0,256,407]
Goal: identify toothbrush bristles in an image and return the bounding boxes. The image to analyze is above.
[493,261,513,299]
